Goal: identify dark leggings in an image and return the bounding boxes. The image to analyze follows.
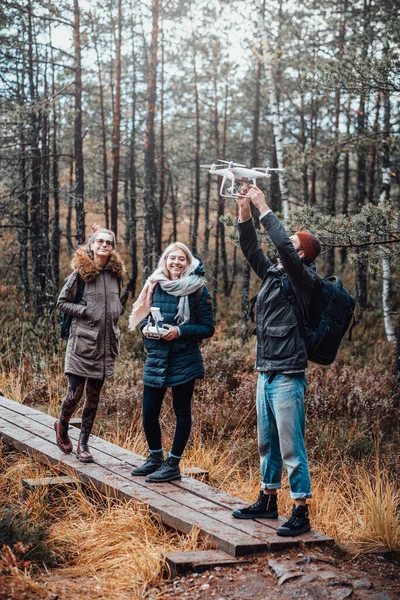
[59,374,104,441]
[142,379,196,458]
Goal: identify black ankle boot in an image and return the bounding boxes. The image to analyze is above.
[277,504,311,537]
[131,451,164,476]
[232,491,278,519]
[145,456,181,483]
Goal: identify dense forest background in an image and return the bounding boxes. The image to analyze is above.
[1,0,399,347]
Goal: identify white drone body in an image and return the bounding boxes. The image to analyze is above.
[200,160,284,198]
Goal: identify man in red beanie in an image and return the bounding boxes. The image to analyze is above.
[232,184,321,537]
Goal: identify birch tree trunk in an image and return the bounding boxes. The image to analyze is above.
[379,37,395,342]
[255,0,289,220]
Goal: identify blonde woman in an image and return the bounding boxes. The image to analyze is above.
[129,242,214,482]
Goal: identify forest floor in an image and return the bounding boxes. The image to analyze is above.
[0,540,399,600]
[151,547,400,600]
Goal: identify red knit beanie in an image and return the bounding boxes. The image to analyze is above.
[295,231,321,264]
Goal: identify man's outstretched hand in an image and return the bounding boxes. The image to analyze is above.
[236,184,251,222]
[247,185,270,214]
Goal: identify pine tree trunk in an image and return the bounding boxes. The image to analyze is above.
[50,38,60,292]
[300,93,309,205]
[368,92,381,204]
[41,56,53,313]
[90,13,109,229]
[169,168,178,242]
[191,41,201,256]
[241,44,262,342]
[157,22,165,255]
[203,173,211,253]
[220,83,229,296]
[256,0,289,220]
[355,93,368,309]
[67,159,74,256]
[17,51,30,308]
[142,0,159,280]
[341,104,351,266]
[74,0,85,245]
[28,1,45,317]
[121,36,138,307]
[111,0,122,238]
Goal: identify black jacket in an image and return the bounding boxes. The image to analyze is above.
[238,212,319,372]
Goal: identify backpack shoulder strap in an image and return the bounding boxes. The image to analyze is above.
[280,273,306,335]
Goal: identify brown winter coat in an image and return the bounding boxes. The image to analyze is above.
[57,248,125,379]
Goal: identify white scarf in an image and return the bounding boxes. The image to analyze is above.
[128,262,205,331]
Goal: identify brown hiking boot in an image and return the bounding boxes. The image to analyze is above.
[76,434,94,463]
[54,420,73,454]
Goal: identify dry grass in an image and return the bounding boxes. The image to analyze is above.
[0,447,208,600]
[47,489,207,600]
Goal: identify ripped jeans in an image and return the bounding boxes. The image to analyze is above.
[256,372,312,500]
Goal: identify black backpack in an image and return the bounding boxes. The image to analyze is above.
[281,274,356,366]
[60,273,86,340]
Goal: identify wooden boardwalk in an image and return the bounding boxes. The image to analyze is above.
[0,396,331,557]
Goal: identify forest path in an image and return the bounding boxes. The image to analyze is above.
[0,395,331,558]
[154,549,400,600]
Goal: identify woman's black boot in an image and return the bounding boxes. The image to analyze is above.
[145,456,181,483]
[131,451,164,476]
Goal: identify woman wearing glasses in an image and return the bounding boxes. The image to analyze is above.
[55,227,125,462]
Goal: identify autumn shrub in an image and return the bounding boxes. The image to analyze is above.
[0,505,56,569]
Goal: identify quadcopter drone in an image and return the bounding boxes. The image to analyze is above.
[200,160,284,198]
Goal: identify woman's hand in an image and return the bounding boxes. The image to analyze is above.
[161,324,180,341]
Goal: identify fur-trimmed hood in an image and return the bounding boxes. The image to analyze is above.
[71,246,126,282]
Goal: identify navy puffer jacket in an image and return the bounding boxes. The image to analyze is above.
[141,261,215,388]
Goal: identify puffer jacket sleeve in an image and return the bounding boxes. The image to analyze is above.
[56,271,88,319]
[178,287,215,341]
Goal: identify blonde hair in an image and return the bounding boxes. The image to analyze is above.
[154,242,197,279]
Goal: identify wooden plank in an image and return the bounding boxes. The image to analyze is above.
[0,414,268,557]
[163,550,243,577]
[183,467,210,482]
[0,396,40,415]
[21,476,77,500]
[0,399,332,548]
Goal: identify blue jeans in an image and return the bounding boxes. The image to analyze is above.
[256,372,311,499]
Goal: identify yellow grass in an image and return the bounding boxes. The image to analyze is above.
[0,410,399,599]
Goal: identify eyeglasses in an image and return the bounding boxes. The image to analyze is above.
[95,239,114,247]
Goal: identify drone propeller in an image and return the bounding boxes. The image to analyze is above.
[252,167,285,172]
[216,159,247,167]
